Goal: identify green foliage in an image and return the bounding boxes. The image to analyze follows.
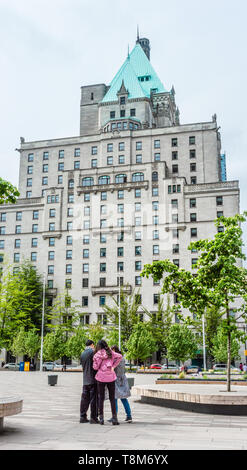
[166,324,198,365]
[47,292,81,335]
[125,322,157,364]
[66,326,87,361]
[42,326,67,362]
[143,295,173,358]
[211,326,241,363]
[24,328,40,361]
[85,322,105,345]
[0,177,19,205]
[10,326,26,357]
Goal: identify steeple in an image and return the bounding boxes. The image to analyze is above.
[136,29,150,60]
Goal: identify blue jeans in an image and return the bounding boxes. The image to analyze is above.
[115,398,132,417]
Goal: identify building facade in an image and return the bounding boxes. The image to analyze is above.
[0,36,240,333]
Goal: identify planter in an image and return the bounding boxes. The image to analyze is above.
[127,377,135,389]
[48,375,58,386]
[156,378,247,385]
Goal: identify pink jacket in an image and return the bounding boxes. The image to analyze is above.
[93,349,122,383]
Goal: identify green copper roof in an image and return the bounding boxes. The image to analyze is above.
[101,43,167,103]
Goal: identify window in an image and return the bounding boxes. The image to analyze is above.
[135,231,141,240]
[14,253,20,263]
[68,207,74,217]
[173,259,179,267]
[107,156,113,165]
[49,237,55,247]
[171,138,178,147]
[135,276,141,286]
[68,194,74,203]
[0,213,6,222]
[84,206,90,216]
[91,158,97,168]
[74,148,80,157]
[101,191,107,201]
[26,191,32,198]
[118,190,124,199]
[100,219,107,228]
[68,179,74,189]
[135,188,141,198]
[130,108,136,116]
[74,161,80,170]
[135,246,141,256]
[100,233,107,243]
[190,149,196,159]
[153,215,159,225]
[152,171,158,181]
[49,223,55,232]
[135,202,141,212]
[91,146,97,155]
[58,175,63,184]
[99,296,106,306]
[190,213,197,222]
[191,176,197,184]
[172,151,178,160]
[118,155,125,164]
[191,258,198,267]
[47,280,53,289]
[65,279,72,289]
[117,232,124,242]
[132,172,144,182]
[82,177,94,187]
[43,151,49,160]
[48,265,54,274]
[84,193,90,203]
[173,244,179,254]
[171,199,178,209]
[120,109,125,117]
[42,177,48,185]
[27,178,32,187]
[66,250,72,259]
[172,229,179,239]
[100,248,106,257]
[66,235,72,245]
[107,143,113,152]
[136,142,142,150]
[82,278,89,288]
[59,150,64,159]
[27,166,33,174]
[218,226,224,233]
[66,264,72,274]
[120,96,125,105]
[154,294,160,304]
[28,153,34,162]
[117,204,124,213]
[216,196,223,206]
[153,245,159,255]
[81,314,90,326]
[15,225,21,234]
[84,220,90,230]
[136,154,142,163]
[0,240,4,249]
[82,296,88,307]
[172,165,178,174]
[191,228,197,237]
[190,163,196,172]
[118,218,124,227]
[110,111,115,119]
[154,140,160,149]
[33,210,39,220]
[190,198,196,208]
[189,136,196,145]
[117,247,124,257]
[135,217,141,226]
[153,230,159,240]
[31,252,37,262]
[172,214,178,223]
[98,175,110,185]
[115,174,127,185]
[100,277,106,287]
[14,239,20,249]
[152,187,158,197]
[117,262,124,272]
[217,211,224,218]
[154,153,160,161]
[43,164,48,173]
[48,251,55,260]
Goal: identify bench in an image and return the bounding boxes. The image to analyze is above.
[0,396,23,432]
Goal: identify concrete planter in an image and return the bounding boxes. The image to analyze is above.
[127,377,135,389]
[156,378,247,385]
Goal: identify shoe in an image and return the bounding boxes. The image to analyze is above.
[99,415,104,425]
[80,417,89,423]
[125,416,132,422]
[112,416,120,425]
[90,418,100,424]
[107,418,113,423]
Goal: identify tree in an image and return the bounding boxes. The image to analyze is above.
[142,213,247,391]
[66,326,87,361]
[85,322,105,345]
[25,329,40,365]
[166,324,198,367]
[211,325,241,364]
[103,287,142,350]
[47,291,81,334]
[0,177,19,205]
[42,326,67,362]
[125,322,157,367]
[10,327,26,359]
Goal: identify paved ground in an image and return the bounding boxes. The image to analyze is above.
[1,371,247,450]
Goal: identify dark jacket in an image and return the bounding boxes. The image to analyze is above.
[80,347,96,385]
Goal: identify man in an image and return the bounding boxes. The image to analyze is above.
[80,340,99,424]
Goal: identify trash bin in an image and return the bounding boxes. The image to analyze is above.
[127,377,134,389]
[19,362,24,372]
[48,375,58,386]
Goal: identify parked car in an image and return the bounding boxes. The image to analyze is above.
[3,363,20,370]
[161,365,179,371]
[213,364,239,372]
[150,364,162,369]
[42,362,55,371]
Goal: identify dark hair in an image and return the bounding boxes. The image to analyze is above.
[111,345,122,355]
[95,339,112,358]
[86,340,94,346]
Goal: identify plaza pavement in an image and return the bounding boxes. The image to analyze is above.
[1,370,247,450]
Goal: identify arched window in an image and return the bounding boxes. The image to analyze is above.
[152,171,158,182]
[82,177,94,187]
[98,175,110,185]
[115,174,127,184]
[132,172,144,182]
[68,179,74,188]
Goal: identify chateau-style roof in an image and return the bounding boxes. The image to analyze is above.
[101,43,167,103]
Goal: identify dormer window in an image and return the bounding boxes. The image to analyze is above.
[120,96,126,105]
[138,75,151,82]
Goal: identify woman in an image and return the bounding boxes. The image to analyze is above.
[110,345,132,423]
[93,339,122,425]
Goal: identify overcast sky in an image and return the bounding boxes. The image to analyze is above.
[0,0,246,256]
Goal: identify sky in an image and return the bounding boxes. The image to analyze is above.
[0,0,246,255]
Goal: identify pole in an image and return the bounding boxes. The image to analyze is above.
[40,272,46,372]
[202,313,206,371]
[118,277,121,350]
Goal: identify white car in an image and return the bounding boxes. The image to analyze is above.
[3,362,20,370]
[42,362,55,371]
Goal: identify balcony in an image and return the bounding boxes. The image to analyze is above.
[91,284,132,296]
[77,180,149,195]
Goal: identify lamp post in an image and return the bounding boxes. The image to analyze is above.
[118,276,121,350]
[40,271,46,372]
[202,313,206,371]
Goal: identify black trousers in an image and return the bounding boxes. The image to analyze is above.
[97,381,116,417]
[80,383,98,420]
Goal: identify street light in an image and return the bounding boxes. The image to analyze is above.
[118,276,121,350]
[202,313,206,371]
[39,271,46,372]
